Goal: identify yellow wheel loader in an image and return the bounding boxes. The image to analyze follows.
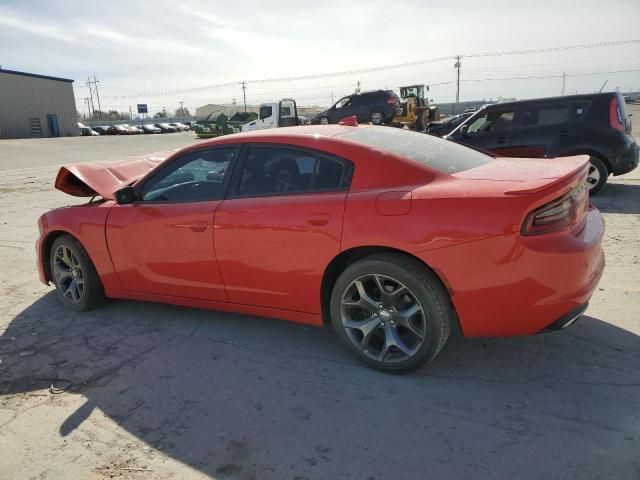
[392,85,440,131]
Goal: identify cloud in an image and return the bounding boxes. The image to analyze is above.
[0,9,75,42]
[85,27,128,43]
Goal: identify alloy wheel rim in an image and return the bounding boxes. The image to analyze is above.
[371,112,383,124]
[340,273,427,363]
[320,117,329,125]
[586,162,600,190]
[53,245,84,303]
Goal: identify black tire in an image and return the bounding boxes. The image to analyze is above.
[319,116,330,125]
[586,156,608,195]
[329,253,453,373]
[50,234,105,311]
[370,110,385,125]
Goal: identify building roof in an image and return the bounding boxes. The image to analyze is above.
[0,68,74,83]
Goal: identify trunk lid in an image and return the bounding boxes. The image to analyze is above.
[455,155,589,194]
[54,150,175,199]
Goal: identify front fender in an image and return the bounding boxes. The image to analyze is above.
[37,202,121,291]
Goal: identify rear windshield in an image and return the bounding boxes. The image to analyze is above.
[339,127,491,174]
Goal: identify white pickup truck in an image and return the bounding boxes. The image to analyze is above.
[242,98,299,132]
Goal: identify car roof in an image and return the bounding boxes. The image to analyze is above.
[199,125,358,146]
[484,92,617,109]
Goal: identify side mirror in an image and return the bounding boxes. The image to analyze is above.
[114,186,135,205]
[459,124,470,137]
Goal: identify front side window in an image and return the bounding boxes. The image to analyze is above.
[237,147,351,197]
[141,148,235,202]
[467,108,515,133]
[259,106,273,119]
[334,97,352,109]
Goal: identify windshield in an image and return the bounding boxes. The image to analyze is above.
[339,127,491,174]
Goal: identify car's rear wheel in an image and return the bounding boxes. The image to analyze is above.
[50,235,105,311]
[319,116,330,125]
[370,111,384,125]
[586,156,608,195]
[330,253,452,372]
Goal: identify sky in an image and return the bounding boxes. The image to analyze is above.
[1,0,639,116]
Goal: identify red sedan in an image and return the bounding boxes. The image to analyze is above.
[36,125,605,372]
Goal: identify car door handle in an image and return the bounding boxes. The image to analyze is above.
[497,136,509,144]
[174,221,208,232]
[559,129,570,136]
[307,213,331,226]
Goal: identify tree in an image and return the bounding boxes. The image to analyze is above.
[175,107,191,118]
[154,111,167,118]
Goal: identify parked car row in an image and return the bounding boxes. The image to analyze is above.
[82,122,192,136]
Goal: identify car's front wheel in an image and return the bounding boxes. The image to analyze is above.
[319,116,330,125]
[586,156,608,195]
[50,235,105,311]
[330,253,453,372]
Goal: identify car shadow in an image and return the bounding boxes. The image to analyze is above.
[1,293,639,479]
[591,182,640,214]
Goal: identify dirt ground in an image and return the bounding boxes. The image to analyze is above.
[0,122,638,480]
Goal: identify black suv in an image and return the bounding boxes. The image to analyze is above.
[445,92,638,193]
[312,90,401,125]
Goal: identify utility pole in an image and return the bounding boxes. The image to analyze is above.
[92,75,102,114]
[454,55,461,104]
[129,106,133,120]
[179,100,184,118]
[561,72,566,96]
[241,82,247,112]
[331,91,334,104]
[356,81,361,93]
[86,77,95,119]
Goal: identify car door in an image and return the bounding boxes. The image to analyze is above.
[508,102,572,157]
[214,145,353,314]
[348,94,368,122]
[329,96,354,123]
[453,105,516,154]
[106,147,238,301]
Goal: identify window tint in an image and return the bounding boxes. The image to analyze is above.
[237,147,350,196]
[141,148,235,202]
[314,158,348,189]
[339,127,491,174]
[467,108,515,133]
[334,97,352,109]
[259,105,272,119]
[520,104,569,127]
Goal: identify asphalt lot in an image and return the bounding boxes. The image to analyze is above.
[0,124,639,479]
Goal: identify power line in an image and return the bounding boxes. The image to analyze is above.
[96,38,640,99]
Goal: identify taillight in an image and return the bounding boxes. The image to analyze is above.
[386,98,398,105]
[521,182,588,236]
[609,98,624,132]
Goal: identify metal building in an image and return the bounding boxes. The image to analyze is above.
[0,68,78,139]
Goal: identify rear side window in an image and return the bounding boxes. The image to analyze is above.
[236,147,352,197]
[520,103,569,127]
[339,127,491,174]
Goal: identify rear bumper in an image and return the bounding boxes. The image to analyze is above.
[610,141,639,176]
[540,302,588,332]
[418,206,605,337]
